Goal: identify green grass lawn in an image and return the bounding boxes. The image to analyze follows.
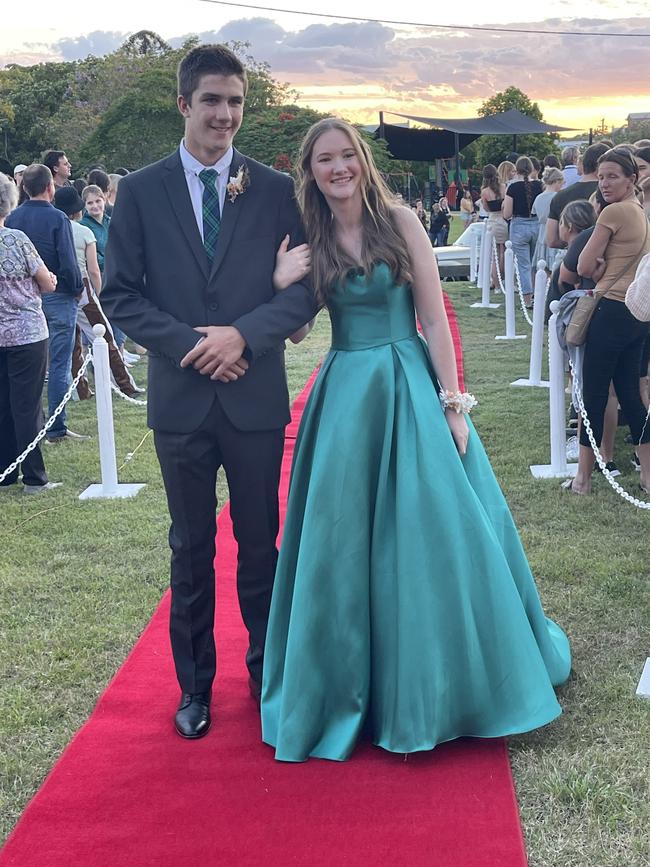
[1,283,649,865]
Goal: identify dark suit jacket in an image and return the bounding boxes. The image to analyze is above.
[101,148,317,433]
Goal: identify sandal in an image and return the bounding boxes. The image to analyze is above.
[561,478,590,495]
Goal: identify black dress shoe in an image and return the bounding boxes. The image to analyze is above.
[174,691,212,739]
[248,676,261,708]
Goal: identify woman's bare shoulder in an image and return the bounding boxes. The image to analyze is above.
[391,204,421,234]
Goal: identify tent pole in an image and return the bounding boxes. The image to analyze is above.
[454,132,461,192]
[379,111,385,139]
[512,134,518,153]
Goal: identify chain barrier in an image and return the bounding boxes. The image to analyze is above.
[568,358,650,509]
[0,354,93,485]
[512,256,534,327]
[491,237,506,294]
[110,382,147,407]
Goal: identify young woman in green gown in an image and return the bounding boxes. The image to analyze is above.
[261,118,571,762]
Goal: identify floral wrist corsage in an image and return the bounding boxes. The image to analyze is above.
[439,389,478,414]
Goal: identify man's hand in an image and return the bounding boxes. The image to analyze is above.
[180,326,247,379]
[212,357,249,383]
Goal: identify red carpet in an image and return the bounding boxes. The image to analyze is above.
[442,291,466,392]
[1,299,527,867]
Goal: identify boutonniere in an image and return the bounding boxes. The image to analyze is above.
[226,164,250,203]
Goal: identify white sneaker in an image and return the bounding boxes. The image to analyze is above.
[566,435,579,462]
[122,350,141,364]
[24,481,63,494]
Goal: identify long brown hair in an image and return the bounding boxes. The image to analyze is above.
[481,163,501,196]
[515,156,535,212]
[295,118,412,305]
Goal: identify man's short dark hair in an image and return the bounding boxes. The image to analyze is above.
[113,167,130,176]
[22,164,53,198]
[88,168,110,193]
[177,44,248,104]
[582,142,610,175]
[42,149,66,175]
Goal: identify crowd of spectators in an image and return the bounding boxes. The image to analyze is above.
[474,139,650,495]
[3,138,649,499]
[0,150,143,494]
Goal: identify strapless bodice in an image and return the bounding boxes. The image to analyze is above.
[328,262,417,351]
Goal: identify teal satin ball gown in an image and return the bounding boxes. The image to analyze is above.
[261,262,571,762]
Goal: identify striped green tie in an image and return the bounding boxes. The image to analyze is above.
[199,168,221,263]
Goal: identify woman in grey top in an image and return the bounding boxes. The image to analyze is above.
[0,172,59,493]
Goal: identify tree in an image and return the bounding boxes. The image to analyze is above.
[472,86,559,169]
[78,65,182,169]
[121,30,171,57]
[0,61,75,163]
[612,120,650,144]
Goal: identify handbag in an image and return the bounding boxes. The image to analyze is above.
[625,251,650,322]
[566,219,649,346]
[565,291,598,347]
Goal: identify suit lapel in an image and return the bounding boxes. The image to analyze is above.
[209,149,248,281]
[162,151,209,281]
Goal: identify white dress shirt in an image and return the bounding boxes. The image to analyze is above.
[179,140,233,241]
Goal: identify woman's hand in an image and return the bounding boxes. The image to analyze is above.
[445,409,469,455]
[273,235,311,291]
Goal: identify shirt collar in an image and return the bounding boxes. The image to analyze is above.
[180,139,233,179]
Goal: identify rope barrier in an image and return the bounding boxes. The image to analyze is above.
[118,430,152,472]
[0,354,93,485]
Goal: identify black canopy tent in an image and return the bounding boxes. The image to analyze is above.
[379,109,576,160]
[377,109,577,194]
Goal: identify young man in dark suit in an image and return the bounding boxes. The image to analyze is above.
[101,44,315,739]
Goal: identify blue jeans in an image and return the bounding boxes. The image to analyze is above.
[41,292,78,438]
[509,217,539,296]
[111,322,126,348]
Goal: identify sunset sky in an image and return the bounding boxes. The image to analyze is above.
[2,0,650,134]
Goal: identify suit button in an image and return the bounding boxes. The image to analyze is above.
[208,302,218,311]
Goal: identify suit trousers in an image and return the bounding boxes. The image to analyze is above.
[154,394,285,694]
[0,339,49,487]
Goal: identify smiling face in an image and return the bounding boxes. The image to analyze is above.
[309,128,364,205]
[84,192,105,220]
[178,74,244,165]
[598,160,636,203]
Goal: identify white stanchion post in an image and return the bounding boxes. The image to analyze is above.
[471,222,500,309]
[512,259,550,386]
[475,220,486,289]
[469,223,479,284]
[79,325,145,500]
[530,301,577,479]
[496,241,526,341]
[637,658,650,698]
